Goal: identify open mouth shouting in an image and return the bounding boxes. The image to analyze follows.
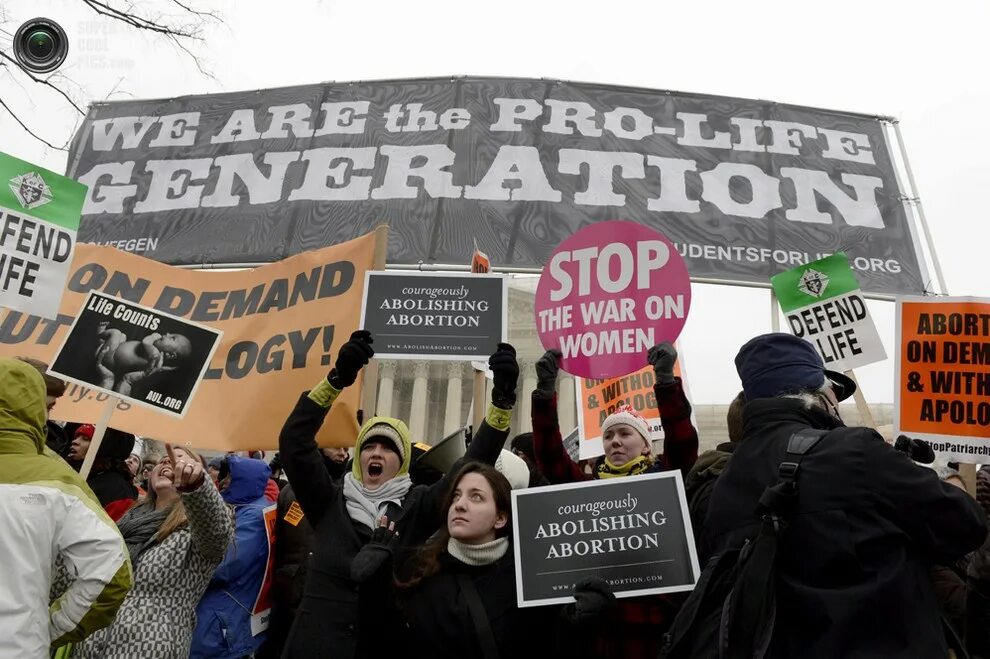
[367,461,384,478]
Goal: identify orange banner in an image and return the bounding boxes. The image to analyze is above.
[896,296,990,461]
[576,357,684,460]
[0,233,379,450]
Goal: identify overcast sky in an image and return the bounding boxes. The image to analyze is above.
[2,0,988,404]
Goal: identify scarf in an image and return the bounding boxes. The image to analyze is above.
[595,454,652,479]
[116,502,170,565]
[343,472,412,529]
[447,536,509,566]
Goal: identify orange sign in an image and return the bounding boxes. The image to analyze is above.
[0,232,379,450]
[470,249,491,274]
[896,296,990,461]
[576,356,684,460]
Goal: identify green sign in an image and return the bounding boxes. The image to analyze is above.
[0,151,86,319]
[771,253,887,371]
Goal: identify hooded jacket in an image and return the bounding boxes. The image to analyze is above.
[0,358,132,658]
[191,456,275,659]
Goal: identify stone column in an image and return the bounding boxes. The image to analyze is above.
[444,362,464,436]
[518,359,537,434]
[559,375,577,433]
[408,361,431,441]
[376,361,396,418]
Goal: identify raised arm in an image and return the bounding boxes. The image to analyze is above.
[168,443,234,565]
[279,330,373,528]
[647,342,699,475]
[419,344,519,527]
[531,349,588,484]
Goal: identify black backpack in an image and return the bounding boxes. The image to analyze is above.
[660,429,827,659]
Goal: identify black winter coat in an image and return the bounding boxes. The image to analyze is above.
[278,394,509,659]
[703,398,988,659]
[401,552,563,659]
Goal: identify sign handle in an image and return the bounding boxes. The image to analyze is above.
[770,290,780,332]
[78,396,118,480]
[360,223,389,418]
[842,370,875,428]
[472,369,486,431]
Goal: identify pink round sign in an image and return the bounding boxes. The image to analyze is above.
[535,221,691,380]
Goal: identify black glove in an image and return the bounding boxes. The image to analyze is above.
[647,342,677,385]
[564,578,616,624]
[536,349,562,395]
[328,330,374,389]
[350,520,399,583]
[489,343,519,409]
[893,435,935,465]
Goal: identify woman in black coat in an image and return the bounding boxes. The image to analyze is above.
[390,461,612,659]
[278,332,520,659]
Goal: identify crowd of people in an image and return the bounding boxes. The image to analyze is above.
[1,328,989,658]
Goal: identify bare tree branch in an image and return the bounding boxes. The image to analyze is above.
[1,0,222,151]
[0,97,69,151]
[0,51,86,114]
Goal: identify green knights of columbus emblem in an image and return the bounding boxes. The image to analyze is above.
[798,268,829,298]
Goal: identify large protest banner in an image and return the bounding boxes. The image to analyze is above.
[68,77,924,296]
[0,151,85,320]
[0,233,378,450]
[534,221,691,379]
[50,291,223,418]
[895,297,990,462]
[360,271,506,360]
[576,359,685,459]
[772,253,886,371]
[512,471,699,607]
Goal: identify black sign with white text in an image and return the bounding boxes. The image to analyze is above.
[49,291,222,417]
[360,272,506,360]
[511,471,700,607]
[69,77,925,296]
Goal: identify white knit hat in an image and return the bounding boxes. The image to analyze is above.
[600,405,652,449]
[362,424,406,462]
[495,449,530,490]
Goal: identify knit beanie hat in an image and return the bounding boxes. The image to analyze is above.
[600,405,652,450]
[495,449,530,490]
[352,416,412,482]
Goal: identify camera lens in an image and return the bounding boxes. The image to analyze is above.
[13,18,68,74]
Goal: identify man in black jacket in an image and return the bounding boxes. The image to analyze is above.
[704,333,987,658]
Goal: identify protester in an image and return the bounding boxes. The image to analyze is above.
[968,466,990,658]
[530,343,698,659]
[392,461,607,658]
[702,333,987,658]
[17,356,70,455]
[125,451,141,480]
[0,358,132,658]
[191,455,275,659]
[67,424,139,521]
[684,391,745,541]
[72,443,234,658]
[278,330,518,658]
[930,465,977,650]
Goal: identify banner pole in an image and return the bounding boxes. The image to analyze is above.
[770,291,780,332]
[890,121,949,295]
[360,224,389,418]
[78,397,117,480]
[842,370,875,429]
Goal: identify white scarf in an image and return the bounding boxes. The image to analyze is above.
[447,536,509,566]
[343,472,412,530]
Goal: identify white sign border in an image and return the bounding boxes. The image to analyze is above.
[894,295,990,451]
[359,270,509,361]
[47,290,224,420]
[510,469,700,608]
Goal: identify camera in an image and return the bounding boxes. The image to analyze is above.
[13,18,68,74]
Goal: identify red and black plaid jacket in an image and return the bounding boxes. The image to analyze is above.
[531,377,699,659]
